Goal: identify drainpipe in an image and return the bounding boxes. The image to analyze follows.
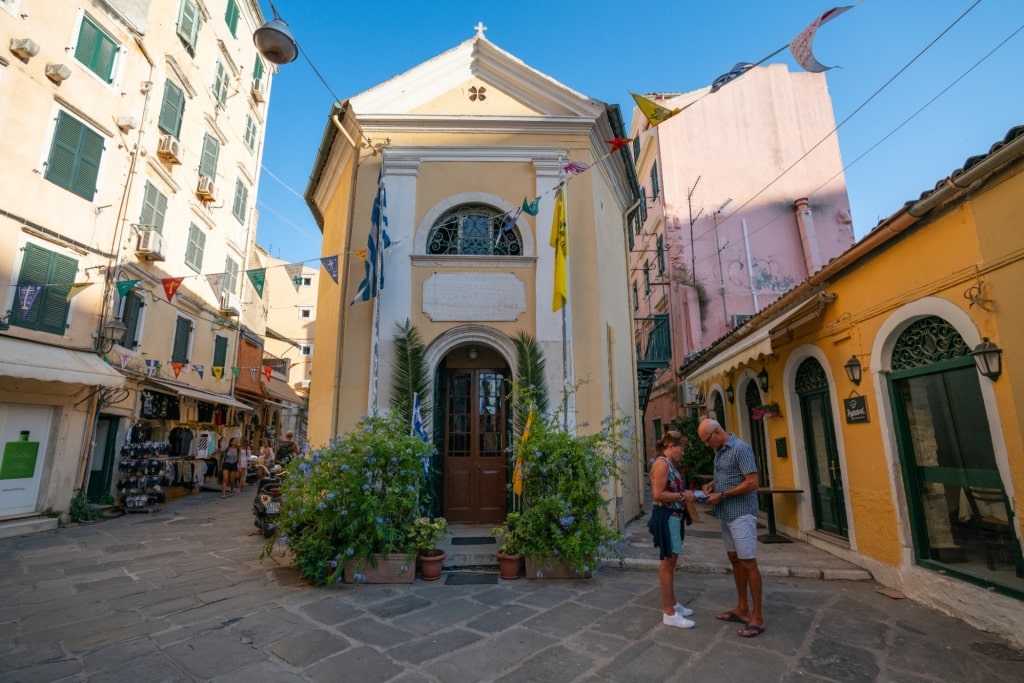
[793,197,823,275]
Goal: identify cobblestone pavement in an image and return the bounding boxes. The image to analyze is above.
[1,491,1023,682]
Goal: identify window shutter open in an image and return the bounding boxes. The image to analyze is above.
[122,291,143,348]
[140,181,168,234]
[158,80,185,138]
[199,133,219,179]
[177,0,200,51]
[213,335,228,368]
[13,244,77,334]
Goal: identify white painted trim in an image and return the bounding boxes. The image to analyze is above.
[423,325,518,380]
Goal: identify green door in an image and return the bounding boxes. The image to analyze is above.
[796,357,847,537]
[86,416,118,502]
[889,316,1023,595]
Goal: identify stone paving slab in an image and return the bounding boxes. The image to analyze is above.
[0,490,1022,682]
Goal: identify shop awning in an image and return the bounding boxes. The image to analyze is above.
[147,379,252,411]
[264,381,304,405]
[0,337,125,388]
[685,327,773,388]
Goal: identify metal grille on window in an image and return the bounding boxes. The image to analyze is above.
[891,316,970,371]
[426,204,522,256]
[795,357,828,393]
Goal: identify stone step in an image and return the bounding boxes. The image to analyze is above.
[0,516,59,540]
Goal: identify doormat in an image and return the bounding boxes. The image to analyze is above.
[445,572,498,585]
[451,537,495,546]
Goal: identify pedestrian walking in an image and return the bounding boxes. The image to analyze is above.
[648,430,698,628]
[221,437,241,498]
[698,418,765,637]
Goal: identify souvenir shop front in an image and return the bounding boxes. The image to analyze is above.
[116,381,251,511]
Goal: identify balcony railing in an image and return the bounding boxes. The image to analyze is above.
[635,314,670,413]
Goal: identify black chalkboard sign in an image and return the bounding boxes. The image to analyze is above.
[844,396,869,423]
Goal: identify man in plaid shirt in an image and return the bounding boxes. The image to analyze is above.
[698,418,765,638]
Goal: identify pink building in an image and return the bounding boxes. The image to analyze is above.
[629,64,854,447]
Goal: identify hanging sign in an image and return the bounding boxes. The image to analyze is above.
[843,396,869,424]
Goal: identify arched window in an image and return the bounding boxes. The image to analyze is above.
[426,204,522,256]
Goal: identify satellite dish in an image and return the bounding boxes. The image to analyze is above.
[254,16,297,65]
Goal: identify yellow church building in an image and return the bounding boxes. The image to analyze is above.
[303,29,642,528]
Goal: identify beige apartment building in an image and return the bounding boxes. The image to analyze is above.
[0,0,274,530]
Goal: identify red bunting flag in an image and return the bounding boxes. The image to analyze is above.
[172,362,183,378]
[162,277,184,302]
[263,365,272,381]
[606,138,632,153]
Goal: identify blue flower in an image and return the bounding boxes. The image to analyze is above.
[346,547,354,556]
[326,492,336,500]
[375,516,384,524]
[354,572,368,582]
[559,515,574,528]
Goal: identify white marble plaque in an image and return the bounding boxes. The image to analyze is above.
[423,273,526,321]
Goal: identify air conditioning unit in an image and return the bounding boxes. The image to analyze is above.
[219,292,241,316]
[297,379,311,390]
[196,176,216,201]
[677,382,703,406]
[251,78,265,103]
[10,38,40,61]
[135,229,166,261]
[732,313,753,328]
[45,63,72,83]
[157,134,182,164]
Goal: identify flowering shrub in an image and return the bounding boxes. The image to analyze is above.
[751,402,782,421]
[516,407,633,575]
[264,414,434,585]
[408,516,448,555]
[491,511,525,556]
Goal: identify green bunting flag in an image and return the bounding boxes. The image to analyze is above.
[115,280,140,297]
[246,268,266,298]
[521,197,540,216]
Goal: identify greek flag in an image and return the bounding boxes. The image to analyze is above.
[351,169,391,304]
[412,392,428,442]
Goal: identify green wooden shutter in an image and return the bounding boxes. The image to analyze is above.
[224,0,240,37]
[185,223,206,272]
[172,317,191,363]
[177,0,200,51]
[223,257,239,294]
[232,179,248,223]
[12,244,77,334]
[253,55,265,81]
[139,181,167,234]
[213,335,228,368]
[45,112,103,200]
[158,79,185,138]
[199,134,219,179]
[121,291,143,349]
[243,115,256,151]
[75,16,117,82]
[213,62,228,108]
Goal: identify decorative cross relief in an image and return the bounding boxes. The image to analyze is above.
[474,21,487,37]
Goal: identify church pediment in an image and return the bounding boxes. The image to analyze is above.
[350,36,604,119]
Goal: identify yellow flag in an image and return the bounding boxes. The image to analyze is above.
[512,407,535,496]
[549,186,568,311]
[66,282,94,302]
[631,92,681,127]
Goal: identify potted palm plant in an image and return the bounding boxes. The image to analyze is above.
[515,403,631,578]
[409,516,448,581]
[492,512,525,579]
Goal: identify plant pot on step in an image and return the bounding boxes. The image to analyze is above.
[418,549,446,581]
[496,552,524,580]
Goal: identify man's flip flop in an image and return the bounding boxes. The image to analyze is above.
[738,624,765,638]
[716,611,746,623]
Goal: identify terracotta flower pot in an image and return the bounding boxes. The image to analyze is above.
[496,552,523,580]
[418,549,446,581]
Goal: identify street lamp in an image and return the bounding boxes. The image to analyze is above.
[843,355,862,385]
[254,5,298,65]
[971,338,1002,381]
[725,385,735,403]
[99,318,127,353]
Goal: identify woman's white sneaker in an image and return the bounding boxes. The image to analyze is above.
[663,612,696,628]
[674,603,694,617]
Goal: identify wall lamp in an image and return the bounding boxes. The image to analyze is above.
[725,385,735,403]
[844,355,862,385]
[98,318,127,353]
[971,337,1002,381]
[757,367,769,392]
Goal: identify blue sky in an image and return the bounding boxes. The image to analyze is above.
[253,0,1023,265]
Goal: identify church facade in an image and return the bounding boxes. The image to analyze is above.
[304,30,643,528]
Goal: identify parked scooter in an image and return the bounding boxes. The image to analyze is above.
[252,465,284,538]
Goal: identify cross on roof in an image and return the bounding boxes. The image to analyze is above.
[474,21,487,37]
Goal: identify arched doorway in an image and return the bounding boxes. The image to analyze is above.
[437,346,510,524]
[796,357,847,537]
[742,379,770,511]
[888,316,1023,592]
